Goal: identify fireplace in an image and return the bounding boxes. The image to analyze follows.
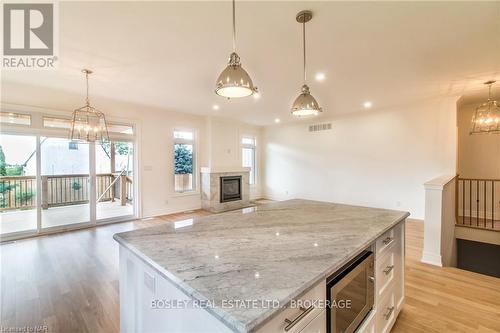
[220,176,242,203]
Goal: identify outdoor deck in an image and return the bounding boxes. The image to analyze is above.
[0,201,133,235]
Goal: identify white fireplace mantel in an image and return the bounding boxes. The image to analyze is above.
[200,167,251,213]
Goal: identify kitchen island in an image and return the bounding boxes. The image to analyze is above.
[114,199,409,333]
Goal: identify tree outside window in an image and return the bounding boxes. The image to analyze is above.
[174,130,195,192]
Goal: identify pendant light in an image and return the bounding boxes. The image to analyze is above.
[291,10,322,117]
[215,0,257,98]
[70,69,110,142]
[470,80,500,134]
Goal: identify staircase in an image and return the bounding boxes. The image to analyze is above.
[456,177,500,230]
[455,177,500,277]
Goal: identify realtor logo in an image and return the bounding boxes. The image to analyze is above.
[2,2,58,69]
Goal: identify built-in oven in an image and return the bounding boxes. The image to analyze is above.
[326,250,374,333]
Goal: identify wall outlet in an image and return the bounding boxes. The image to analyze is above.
[396,201,401,207]
[165,200,169,205]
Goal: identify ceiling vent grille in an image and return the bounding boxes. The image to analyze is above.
[309,123,332,132]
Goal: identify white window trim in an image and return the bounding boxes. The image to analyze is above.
[241,135,257,186]
[0,106,140,240]
[173,128,198,194]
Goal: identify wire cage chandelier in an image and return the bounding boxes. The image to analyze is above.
[470,80,500,135]
[70,69,110,143]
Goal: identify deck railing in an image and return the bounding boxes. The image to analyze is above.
[0,173,132,211]
[0,176,37,210]
[456,177,500,230]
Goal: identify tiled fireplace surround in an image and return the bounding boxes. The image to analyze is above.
[200,167,251,212]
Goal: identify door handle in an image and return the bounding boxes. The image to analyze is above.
[382,237,393,246]
[383,265,394,275]
[284,305,314,331]
[384,306,395,320]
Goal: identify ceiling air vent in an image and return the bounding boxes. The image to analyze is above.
[309,123,332,132]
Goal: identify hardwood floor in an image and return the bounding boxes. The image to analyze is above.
[1,211,499,332]
[392,220,500,333]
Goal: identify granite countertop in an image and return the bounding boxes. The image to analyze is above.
[113,199,409,333]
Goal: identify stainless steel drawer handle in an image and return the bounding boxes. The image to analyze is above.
[384,306,395,320]
[382,237,393,246]
[383,265,395,275]
[284,305,314,331]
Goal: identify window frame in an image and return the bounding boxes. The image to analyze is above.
[0,111,32,126]
[173,128,197,194]
[241,135,257,186]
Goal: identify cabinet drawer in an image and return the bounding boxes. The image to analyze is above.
[376,250,397,297]
[375,291,396,333]
[300,310,326,333]
[256,282,325,333]
[375,228,396,257]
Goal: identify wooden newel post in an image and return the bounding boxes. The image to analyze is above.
[41,176,49,209]
[120,175,127,206]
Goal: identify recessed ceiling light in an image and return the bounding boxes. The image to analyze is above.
[212,104,220,110]
[253,92,261,99]
[363,101,373,109]
[274,118,281,123]
[315,72,326,81]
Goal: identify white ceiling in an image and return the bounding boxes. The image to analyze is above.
[2,1,500,125]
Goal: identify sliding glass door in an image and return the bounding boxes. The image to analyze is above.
[95,141,134,221]
[1,113,136,240]
[40,137,91,229]
[0,134,38,236]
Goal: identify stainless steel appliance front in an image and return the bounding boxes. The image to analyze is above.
[326,251,374,333]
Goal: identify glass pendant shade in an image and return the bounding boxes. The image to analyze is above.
[70,69,110,143]
[470,81,500,135]
[291,84,322,117]
[215,52,257,98]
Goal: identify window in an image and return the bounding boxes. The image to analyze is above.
[174,130,195,192]
[0,112,31,126]
[43,116,134,135]
[241,136,256,185]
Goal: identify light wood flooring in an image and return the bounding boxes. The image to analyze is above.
[1,210,499,333]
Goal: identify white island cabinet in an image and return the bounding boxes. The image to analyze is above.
[114,199,408,333]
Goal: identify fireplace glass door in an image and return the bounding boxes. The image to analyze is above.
[220,176,242,203]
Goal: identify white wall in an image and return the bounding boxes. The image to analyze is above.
[262,97,458,219]
[457,101,500,179]
[205,117,264,199]
[1,82,263,218]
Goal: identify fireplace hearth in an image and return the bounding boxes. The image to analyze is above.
[220,176,242,203]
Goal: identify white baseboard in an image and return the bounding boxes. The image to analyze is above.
[142,205,202,219]
[421,251,443,267]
